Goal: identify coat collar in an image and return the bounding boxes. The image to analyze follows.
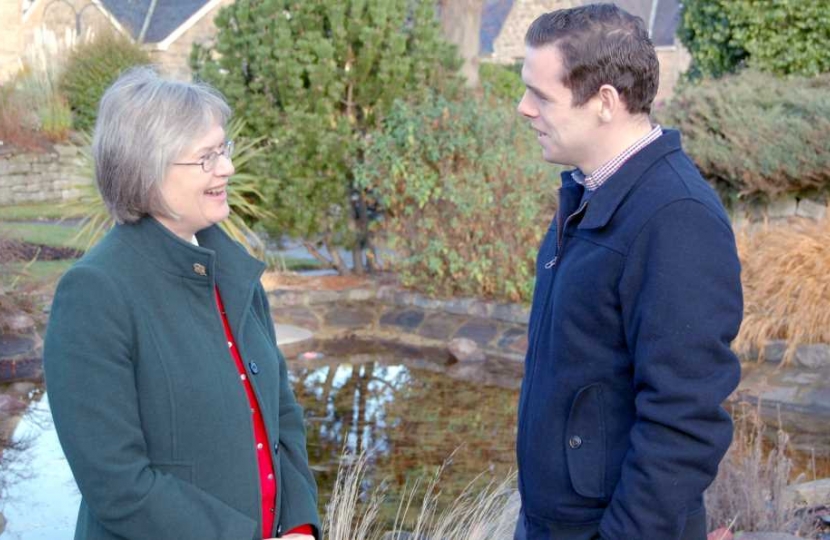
[112,217,266,334]
[561,129,684,230]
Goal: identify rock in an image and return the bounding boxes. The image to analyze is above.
[762,340,787,364]
[448,337,485,364]
[767,197,797,219]
[0,334,36,357]
[796,198,827,221]
[9,381,36,396]
[794,344,830,369]
[0,312,36,334]
[736,534,802,540]
[0,394,27,414]
[786,477,830,507]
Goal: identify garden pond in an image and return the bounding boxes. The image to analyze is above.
[0,339,521,539]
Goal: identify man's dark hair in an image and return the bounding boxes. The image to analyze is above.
[525,3,659,114]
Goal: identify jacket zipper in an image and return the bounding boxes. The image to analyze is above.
[517,198,589,494]
[545,199,588,269]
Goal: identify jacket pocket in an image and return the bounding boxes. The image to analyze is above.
[152,461,194,483]
[565,383,607,499]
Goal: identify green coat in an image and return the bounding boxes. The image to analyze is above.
[44,217,320,540]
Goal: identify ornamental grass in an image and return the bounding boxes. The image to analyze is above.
[734,217,830,364]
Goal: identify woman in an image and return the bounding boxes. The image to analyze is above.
[43,67,319,540]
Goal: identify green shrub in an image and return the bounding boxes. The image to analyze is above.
[193,0,460,274]
[479,62,523,102]
[60,32,151,132]
[679,0,830,79]
[658,70,830,202]
[356,94,558,303]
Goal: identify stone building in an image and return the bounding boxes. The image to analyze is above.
[0,0,233,82]
[485,0,691,104]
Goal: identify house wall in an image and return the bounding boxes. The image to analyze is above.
[149,0,234,81]
[1,0,115,83]
[0,0,24,81]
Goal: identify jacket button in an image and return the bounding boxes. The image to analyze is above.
[568,435,583,449]
[276,524,282,535]
[274,443,280,454]
[249,361,259,374]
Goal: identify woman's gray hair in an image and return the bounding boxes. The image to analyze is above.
[92,66,231,223]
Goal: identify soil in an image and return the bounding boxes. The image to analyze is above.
[0,238,83,264]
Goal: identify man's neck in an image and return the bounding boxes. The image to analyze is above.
[580,117,654,175]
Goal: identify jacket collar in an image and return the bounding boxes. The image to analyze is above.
[112,217,265,332]
[563,129,683,230]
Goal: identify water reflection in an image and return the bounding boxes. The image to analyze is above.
[0,393,79,540]
[0,346,519,537]
[289,344,520,524]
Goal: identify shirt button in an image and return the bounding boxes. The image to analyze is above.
[257,443,263,450]
[249,361,259,374]
[228,341,233,348]
[267,473,274,481]
[240,374,246,381]
[251,408,255,414]
[569,435,583,449]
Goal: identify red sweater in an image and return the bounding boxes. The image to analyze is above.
[215,287,313,538]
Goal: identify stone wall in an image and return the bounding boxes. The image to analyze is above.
[0,145,90,206]
[730,195,828,230]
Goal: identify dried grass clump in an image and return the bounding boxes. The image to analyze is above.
[324,449,519,540]
[705,402,819,536]
[734,217,830,364]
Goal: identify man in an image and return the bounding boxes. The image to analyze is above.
[514,4,743,540]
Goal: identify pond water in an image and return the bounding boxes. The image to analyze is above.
[0,339,520,538]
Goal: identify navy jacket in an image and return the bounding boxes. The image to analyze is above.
[516,130,742,540]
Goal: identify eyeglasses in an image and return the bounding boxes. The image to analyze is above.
[173,140,234,173]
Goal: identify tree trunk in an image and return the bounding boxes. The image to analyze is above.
[440,0,485,88]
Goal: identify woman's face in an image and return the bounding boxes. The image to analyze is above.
[154,122,234,241]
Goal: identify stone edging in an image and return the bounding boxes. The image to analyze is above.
[268,284,530,325]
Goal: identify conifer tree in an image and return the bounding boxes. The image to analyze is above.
[193,0,459,273]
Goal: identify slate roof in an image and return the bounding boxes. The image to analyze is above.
[98,0,212,43]
[486,0,682,62]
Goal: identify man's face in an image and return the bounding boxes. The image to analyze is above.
[518,45,601,169]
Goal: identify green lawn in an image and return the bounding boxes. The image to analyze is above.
[0,259,76,289]
[0,222,85,249]
[0,201,84,221]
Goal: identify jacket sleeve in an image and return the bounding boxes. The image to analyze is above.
[599,199,742,540]
[255,285,321,538]
[44,265,257,540]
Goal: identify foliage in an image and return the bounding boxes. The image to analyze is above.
[479,62,523,102]
[324,449,519,540]
[65,120,275,257]
[356,93,557,303]
[705,402,820,536]
[734,218,830,365]
[192,0,460,273]
[658,70,830,202]
[0,28,78,148]
[679,0,830,79]
[60,32,151,132]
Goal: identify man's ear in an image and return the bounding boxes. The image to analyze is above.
[597,84,622,123]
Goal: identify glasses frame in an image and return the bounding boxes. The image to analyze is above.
[172,140,234,173]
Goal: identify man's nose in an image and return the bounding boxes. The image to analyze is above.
[517,91,536,118]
